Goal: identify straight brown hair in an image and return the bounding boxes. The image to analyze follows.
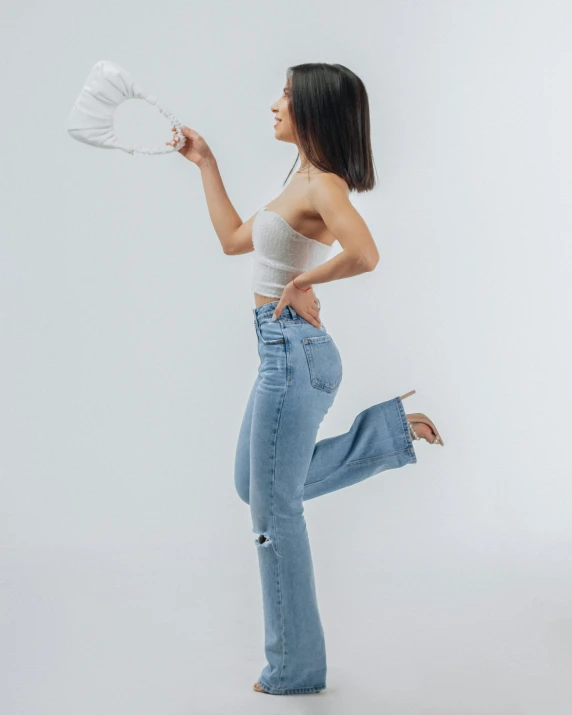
[283,63,377,193]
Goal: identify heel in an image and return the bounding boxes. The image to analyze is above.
[398,390,444,446]
[407,412,444,446]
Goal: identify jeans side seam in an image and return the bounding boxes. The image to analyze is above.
[345,447,411,467]
[271,378,289,687]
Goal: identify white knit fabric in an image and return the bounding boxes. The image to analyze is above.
[252,208,332,298]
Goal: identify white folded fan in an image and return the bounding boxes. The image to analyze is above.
[66,59,186,155]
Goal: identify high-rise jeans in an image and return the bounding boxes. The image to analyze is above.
[234,300,417,695]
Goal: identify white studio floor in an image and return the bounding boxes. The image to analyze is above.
[1,543,570,715]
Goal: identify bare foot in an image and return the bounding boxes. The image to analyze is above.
[399,391,444,446]
[406,413,444,445]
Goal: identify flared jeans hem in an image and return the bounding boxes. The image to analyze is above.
[395,395,418,465]
[257,679,326,695]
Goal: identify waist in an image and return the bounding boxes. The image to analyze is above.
[253,299,291,322]
[252,268,303,301]
[252,300,327,331]
[254,292,281,308]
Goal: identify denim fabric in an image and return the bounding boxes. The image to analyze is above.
[234,299,417,694]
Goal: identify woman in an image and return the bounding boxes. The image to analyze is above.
[172,62,444,696]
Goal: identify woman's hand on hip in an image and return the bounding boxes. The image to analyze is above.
[272,280,321,328]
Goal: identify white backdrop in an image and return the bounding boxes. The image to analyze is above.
[2,1,571,713]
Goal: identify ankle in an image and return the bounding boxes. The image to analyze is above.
[408,421,420,441]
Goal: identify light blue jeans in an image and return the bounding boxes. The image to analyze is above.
[234,300,417,695]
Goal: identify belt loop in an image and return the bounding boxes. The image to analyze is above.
[289,305,297,319]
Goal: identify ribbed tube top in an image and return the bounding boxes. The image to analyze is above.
[252,207,332,298]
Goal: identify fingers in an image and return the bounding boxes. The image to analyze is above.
[166,126,187,148]
[272,298,286,320]
[305,307,322,328]
[166,126,179,147]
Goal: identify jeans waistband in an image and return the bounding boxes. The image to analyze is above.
[252,300,299,323]
[253,300,328,334]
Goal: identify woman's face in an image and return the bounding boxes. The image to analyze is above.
[271,80,295,143]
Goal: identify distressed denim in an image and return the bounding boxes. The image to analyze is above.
[234,300,417,695]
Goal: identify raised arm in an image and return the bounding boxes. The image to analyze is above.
[175,126,255,256]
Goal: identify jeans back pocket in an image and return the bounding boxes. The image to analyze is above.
[302,334,343,392]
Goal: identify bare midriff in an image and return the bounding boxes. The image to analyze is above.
[254,292,280,308]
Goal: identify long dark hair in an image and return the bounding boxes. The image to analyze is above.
[283,63,377,192]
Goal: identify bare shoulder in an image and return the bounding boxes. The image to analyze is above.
[308,172,351,213]
[313,172,349,193]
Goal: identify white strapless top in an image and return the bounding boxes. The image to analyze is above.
[252,207,333,298]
